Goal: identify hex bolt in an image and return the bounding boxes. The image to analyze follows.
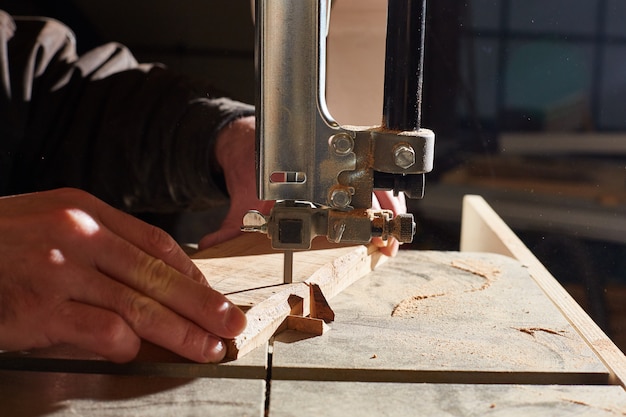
[330,189,352,208]
[329,133,354,155]
[393,143,416,169]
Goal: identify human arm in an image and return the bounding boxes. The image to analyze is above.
[0,10,253,214]
[198,116,273,249]
[0,11,251,362]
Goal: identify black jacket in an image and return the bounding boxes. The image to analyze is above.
[0,10,254,212]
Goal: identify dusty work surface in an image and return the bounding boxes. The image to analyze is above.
[270,381,626,416]
[0,250,624,416]
[0,370,264,417]
[271,251,608,384]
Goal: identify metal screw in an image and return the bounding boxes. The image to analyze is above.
[329,133,354,155]
[330,189,352,208]
[393,144,416,169]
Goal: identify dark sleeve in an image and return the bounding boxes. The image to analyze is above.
[0,10,254,213]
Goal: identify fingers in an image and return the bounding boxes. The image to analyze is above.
[373,190,407,215]
[0,188,243,363]
[371,192,403,257]
[47,301,141,363]
[62,190,246,361]
[71,265,236,363]
[119,296,229,363]
[92,196,207,285]
[93,232,247,339]
[371,237,400,257]
[50,299,227,364]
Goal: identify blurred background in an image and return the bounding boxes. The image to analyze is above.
[1,0,624,351]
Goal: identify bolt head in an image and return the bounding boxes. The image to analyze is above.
[330,189,352,208]
[394,213,416,243]
[330,133,354,155]
[393,144,416,169]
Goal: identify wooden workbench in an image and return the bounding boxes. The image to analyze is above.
[1,196,625,416]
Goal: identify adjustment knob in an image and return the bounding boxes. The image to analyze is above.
[391,213,416,243]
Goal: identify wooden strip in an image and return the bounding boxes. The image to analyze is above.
[222,281,311,359]
[460,194,626,388]
[192,234,386,360]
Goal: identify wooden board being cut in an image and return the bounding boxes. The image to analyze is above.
[192,233,386,360]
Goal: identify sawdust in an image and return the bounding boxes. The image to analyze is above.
[391,258,501,318]
[391,293,446,317]
[449,259,502,288]
[560,397,626,416]
[515,327,566,337]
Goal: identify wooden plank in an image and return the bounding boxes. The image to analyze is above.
[460,194,626,388]
[192,233,387,359]
[270,381,626,416]
[0,370,265,417]
[271,251,608,384]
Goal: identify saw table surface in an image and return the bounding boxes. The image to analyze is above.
[1,197,625,416]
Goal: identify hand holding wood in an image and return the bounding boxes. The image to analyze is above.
[0,188,246,363]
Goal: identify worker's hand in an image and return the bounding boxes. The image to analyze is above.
[0,188,246,363]
[198,116,273,250]
[372,190,407,257]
